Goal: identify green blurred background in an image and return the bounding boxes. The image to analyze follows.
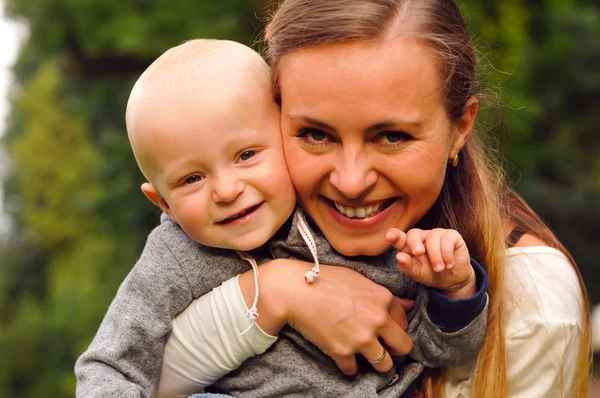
[0,0,598,396]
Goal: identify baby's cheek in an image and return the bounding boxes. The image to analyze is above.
[268,159,295,191]
[178,203,205,230]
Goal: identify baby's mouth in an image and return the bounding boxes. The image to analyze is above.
[326,198,396,219]
[218,204,261,224]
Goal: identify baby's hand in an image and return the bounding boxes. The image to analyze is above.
[385,228,476,299]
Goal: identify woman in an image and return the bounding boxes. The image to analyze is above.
[161,0,591,396]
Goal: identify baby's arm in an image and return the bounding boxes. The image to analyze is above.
[404,259,488,367]
[75,231,195,398]
[158,258,416,393]
[156,276,277,397]
[386,228,489,367]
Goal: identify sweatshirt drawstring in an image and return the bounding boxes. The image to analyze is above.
[296,216,320,283]
[236,214,321,333]
[236,250,260,322]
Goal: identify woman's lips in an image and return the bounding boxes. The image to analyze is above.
[332,199,395,218]
[322,197,397,228]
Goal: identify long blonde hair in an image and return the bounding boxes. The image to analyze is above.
[264,1,591,396]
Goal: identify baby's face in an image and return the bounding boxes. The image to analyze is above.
[137,73,296,251]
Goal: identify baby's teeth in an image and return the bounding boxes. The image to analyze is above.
[346,207,355,218]
[356,207,366,218]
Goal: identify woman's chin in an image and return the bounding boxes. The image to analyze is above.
[328,237,391,257]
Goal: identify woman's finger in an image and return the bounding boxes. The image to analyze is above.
[389,296,413,330]
[378,317,414,357]
[363,344,393,373]
[332,354,359,376]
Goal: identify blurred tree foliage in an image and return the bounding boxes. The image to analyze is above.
[460,0,600,301]
[0,0,598,395]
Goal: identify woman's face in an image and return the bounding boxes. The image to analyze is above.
[279,37,475,256]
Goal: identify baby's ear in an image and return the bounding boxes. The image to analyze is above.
[141,182,173,219]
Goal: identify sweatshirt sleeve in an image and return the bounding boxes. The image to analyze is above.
[407,258,489,368]
[74,230,195,398]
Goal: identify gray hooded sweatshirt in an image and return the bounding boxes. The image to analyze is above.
[75,208,488,397]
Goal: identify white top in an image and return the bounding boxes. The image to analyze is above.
[158,247,585,397]
[445,247,584,397]
[591,304,600,351]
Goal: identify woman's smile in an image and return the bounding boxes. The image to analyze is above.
[324,196,399,228]
[324,195,396,218]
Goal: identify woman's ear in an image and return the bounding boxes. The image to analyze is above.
[452,97,478,152]
[141,182,173,219]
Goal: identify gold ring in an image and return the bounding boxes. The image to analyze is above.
[368,350,387,365]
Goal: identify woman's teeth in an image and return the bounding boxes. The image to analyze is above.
[334,202,382,219]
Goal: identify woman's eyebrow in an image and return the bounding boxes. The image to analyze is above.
[288,115,337,132]
[288,115,424,133]
[366,120,423,133]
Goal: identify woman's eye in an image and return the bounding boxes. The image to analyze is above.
[239,151,255,162]
[298,128,330,145]
[377,131,411,145]
[185,175,204,184]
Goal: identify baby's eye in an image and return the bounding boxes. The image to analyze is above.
[185,175,204,184]
[298,128,331,145]
[239,151,255,162]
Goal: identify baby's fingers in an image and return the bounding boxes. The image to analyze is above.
[385,228,407,252]
[397,252,426,283]
[424,229,446,272]
[440,230,459,269]
[405,229,427,256]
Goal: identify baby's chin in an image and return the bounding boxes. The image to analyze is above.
[205,232,274,253]
[229,239,270,252]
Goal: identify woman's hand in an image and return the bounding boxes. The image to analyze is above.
[240,259,414,375]
[385,228,476,299]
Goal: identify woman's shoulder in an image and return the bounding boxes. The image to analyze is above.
[499,243,585,397]
[505,231,572,278]
[503,241,583,335]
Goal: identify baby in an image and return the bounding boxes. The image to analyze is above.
[75,39,488,398]
[127,40,296,254]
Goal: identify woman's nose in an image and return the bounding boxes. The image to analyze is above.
[329,148,377,199]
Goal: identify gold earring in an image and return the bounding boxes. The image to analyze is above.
[450,152,459,167]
